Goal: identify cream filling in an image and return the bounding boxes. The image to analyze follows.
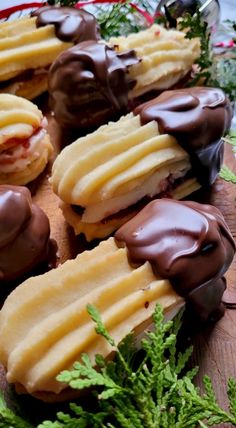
[0,126,47,174]
[81,160,190,223]
[128,69,189,99]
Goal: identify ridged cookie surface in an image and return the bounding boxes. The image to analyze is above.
[51,114,191,204]
[0,93,43,142]
[60,177,200,241]
[51,111,195,239]
[110,24,200,97]
[0,237,182,397]
[0,6,100,99]
[0,94,53,185]
[49,24,200,129]
[0,16,71,82]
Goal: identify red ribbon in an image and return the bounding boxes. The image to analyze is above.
[129,3,154,25]
[214,39,235,48]
[75,0,155,25]
[75,0,126,4]
[0,2,46,20]
[0,0,159,28]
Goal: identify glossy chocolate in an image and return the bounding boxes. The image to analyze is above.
[32,6,100,43]
[134,87,232,185]
[48,41,139,130]
[115,199,235,320]
[0,185,55,284]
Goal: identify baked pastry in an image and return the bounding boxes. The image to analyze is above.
[0,184,57,291]
[0,94,53,185]
[48,24,200,130]
[0,199,234,400]
[0,6,100,99]
[51,87,232,241]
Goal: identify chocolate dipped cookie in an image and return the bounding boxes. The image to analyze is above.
[50,87,232,241]
[0,6,100,99]
[0,185,57,292]
[0,198,234,400]
[48,24,200,130]
[0,94,53,185]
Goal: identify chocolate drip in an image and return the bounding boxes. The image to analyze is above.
[0,185,56,284]
[134,87,232,185]
[32,6,100,43]
[48,41,139,130]
[115,199,235,321]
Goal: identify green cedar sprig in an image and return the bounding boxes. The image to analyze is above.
[220,130,236,185]
[2,304,236,427]
[43,0,236,100]
[85,0,157,39]
[0,393,33,428]
[34,304,236,428]
[210,57,236,102]
[46,0,154,39]
[179,13,236,102]
[210,21,236,103]
[47,0,77,6]
[178,10,212,85]
[0,305,236,428]
[93,1,146,39]
[211,19,236,101]
[220,165,236,184]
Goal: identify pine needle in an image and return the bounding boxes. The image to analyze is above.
[2,305,236,426]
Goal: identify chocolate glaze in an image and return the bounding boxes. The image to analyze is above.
[134,87,232,185]
[32,6,100,43]
[0,185,56,285]
[115,199,235,321]
[48,40,139,130]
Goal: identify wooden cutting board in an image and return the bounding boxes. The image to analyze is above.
[0,98,235,426]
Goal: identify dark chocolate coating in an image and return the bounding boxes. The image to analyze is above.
[115,199,235,320]
[48,40,139,130]
[0,185,54,283]
[134,87,232,185]
[32,6,100,43]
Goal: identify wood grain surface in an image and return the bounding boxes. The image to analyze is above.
[190,139,236,428]
[0,97,235,426]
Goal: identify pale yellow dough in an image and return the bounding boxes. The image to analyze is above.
[110,24,200,97]
[0,237,183,400]
[0,94,53,185]
[51,112,200,240]
[61,178,201,241]
[0,18,199,100]
[0,16,73,99]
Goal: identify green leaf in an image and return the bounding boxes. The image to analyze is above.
[178,10,212,85]
[87,304,115,347]
[3,305,236,427]
[0,391,33,427]
[203,376,218,405]
[220,130,236,185]
[219,166,236,184]
[228,378,236,417]
[175,346,193,375]
[224,131,236,148]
